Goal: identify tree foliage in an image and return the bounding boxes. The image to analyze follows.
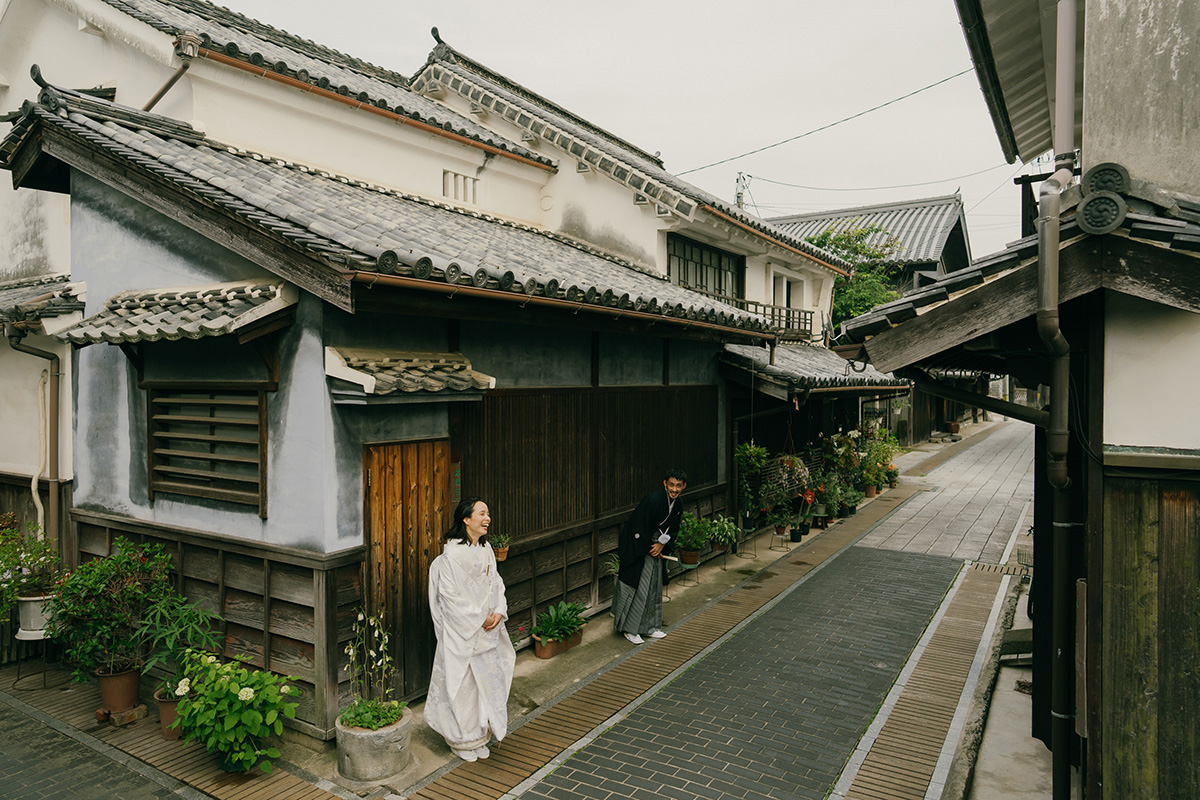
[807,223,903,330]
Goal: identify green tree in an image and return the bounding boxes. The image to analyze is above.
[807,223,902,330]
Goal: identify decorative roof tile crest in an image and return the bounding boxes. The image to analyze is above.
[414,41,851,274]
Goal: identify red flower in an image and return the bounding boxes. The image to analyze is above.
[804,489,815,504]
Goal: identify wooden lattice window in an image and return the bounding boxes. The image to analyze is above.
[148,387,268,517]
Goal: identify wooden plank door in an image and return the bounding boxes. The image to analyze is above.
[364,439,450,700]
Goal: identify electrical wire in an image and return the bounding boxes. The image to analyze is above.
[967,163,1029,213]
[678,69,974,176]
[746,162,1009,192]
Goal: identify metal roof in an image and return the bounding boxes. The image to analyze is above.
[769,194,970,265]
[953,0,1085,164]
[57,281,296,345]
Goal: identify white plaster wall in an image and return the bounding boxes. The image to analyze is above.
[1104,292,1200,450]
[0,338,74,479]
[1083,0,1199,196]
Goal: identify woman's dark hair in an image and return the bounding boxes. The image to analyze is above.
[445,497,486,543]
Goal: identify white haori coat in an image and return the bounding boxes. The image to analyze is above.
[425,540,515,751]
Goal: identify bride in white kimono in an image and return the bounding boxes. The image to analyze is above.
[425,497,516,762]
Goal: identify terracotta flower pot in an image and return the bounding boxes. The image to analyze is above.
[154,689,182,740]
[98,667,141,714]
[679,549,700,565]
[494,547,509,562]
[533,631,582,659]
[865,485,877,499]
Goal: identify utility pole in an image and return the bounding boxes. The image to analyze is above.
[735,172,745,209]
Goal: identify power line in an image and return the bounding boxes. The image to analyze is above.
[678,69,974,176]
[967,163,1029,213]
[746,162,1009,192]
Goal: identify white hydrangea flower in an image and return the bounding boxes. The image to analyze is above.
[280,685,292,695]
[174,678,191,697]
[207,655,217,664]
[238,687,255,701]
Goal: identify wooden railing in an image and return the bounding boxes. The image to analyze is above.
[683,286,817,341]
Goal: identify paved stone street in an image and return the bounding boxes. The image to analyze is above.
[0,695,183,800]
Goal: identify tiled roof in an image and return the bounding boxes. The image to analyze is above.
[2,89,772,335]
[0,274,86,325]
[836,169,1200,345]
[412,45,851,274]
[57,280,295,344]
[92,0,550,166]
[769,194,969,264]
[325,347,495,396]
[722,343,907,391]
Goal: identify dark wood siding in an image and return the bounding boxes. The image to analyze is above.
[1102,477,1200,800]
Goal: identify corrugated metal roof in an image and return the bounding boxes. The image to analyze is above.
[769,194,969,265]
[57,281,295,344]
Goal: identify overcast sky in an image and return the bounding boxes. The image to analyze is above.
[228,0,1045,258]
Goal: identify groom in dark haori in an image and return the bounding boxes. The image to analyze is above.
[612,469,687,644]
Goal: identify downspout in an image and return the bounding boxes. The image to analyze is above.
[6,325,60,546]
[1038,2,1077,797]
[142,32,202,112]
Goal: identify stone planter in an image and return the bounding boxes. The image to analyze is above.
[336,706,414,785]
[16,594,52,633]
[534,631,582,659]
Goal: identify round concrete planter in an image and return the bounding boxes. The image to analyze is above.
[335,706,413,785]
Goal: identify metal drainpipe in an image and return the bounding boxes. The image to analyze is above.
[1038,2,1077,797]
[6,325,60,546]
[143,32,203,112]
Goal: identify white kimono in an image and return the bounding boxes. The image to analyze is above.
[425,540,515,753]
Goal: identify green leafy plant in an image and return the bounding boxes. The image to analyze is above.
[842,486,866,509]
[675,512,711,552]
[531,600,587,644]
[601,555,621,577]
[176,649,298,773]
[709,515,740,548]
[339,610,406,730]
[141,592,223,696]
[806,223,903,328]
[734,443,769,520]
[488,530,511,549]
[0,513,61,616]
[47,538,175,681]
[759,482,794,528]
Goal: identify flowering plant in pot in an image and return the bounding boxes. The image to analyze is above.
[0,513,61,630]
[733,443,769,525]
[760,482,794,533]
[531,600,587,658]
[47,538,175,712]
[176,649,298,773]
[141,593,222,739]
[336,610,411,783]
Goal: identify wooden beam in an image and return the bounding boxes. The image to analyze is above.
[1100,234,1200,314]
[864,240,1103,373]
[33,128,354,311]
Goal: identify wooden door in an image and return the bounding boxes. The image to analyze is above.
[364,439,450,700]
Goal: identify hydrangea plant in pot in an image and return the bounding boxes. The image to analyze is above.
[336,610,411,785]
[175,649,299,773]
[141,594,223,739]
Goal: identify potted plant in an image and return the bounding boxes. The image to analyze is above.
[141,593,223,739]
[708,515,739,552]
[842,486,866,516]
[336,610,412,785]
[675,512,711,565]
[531,600,587,659]
[488,530,511,562]
[791,488,816,542]
[886,463,900,488]
[47,538,175,713]
[0,513,62,632]
[760,482,793,535]
[176,649,299,773]
[734,442,769,527]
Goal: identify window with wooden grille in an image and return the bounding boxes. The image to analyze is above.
[667,234,745,302]
[147,387,268,517]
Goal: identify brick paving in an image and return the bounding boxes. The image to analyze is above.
[520,546,964,800]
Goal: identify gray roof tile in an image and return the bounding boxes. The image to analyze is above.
[57,280,295,344]
[722,343,905,390]
[326,348,495,396]
[0,275,85,324]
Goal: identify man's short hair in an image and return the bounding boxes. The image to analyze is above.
[664,468,688,483]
